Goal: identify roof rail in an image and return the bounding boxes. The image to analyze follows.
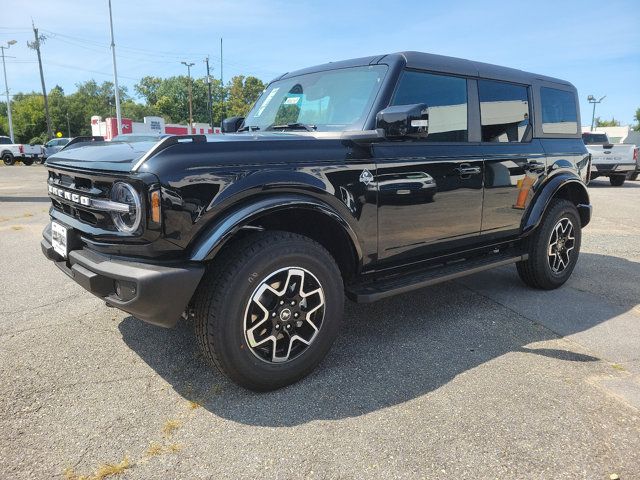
[131,134,207,172]
[61,136,105,151]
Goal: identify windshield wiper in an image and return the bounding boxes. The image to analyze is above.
[267,123,317,132]
[237,125,260,132]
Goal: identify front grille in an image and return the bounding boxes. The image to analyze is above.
[48,170,119,231]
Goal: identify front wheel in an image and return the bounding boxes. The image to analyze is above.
[2,153,15,166]
[22,158,34,166]
[517,199,582,290]
[193,231,344,391]
[629,172,638,181]
[610,175,626,186]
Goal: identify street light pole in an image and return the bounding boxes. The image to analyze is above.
[181,61,195,134]
[108,0,122,137]
[588,95,606,131]
[204,56,214,131]
[0,40,17,142]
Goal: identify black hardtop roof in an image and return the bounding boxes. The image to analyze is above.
[278,51,573,88]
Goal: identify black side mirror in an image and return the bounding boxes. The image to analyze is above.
[221,116,245,133]
[376,104,428,139]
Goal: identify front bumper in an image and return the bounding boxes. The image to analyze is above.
[41,224,204,327]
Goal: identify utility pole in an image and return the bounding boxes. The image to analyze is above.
[204,56,214,131]
[28,23,53,140]
[0,40,17,142]
[108,0,122,137]
[181,61,195,134]
[220,37,225,121]
[66,112,71,138]
[588,94,606,131]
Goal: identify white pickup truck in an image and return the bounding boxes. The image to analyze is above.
[583,132,639,186]
[0,136,43,166]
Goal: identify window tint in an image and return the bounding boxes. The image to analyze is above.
[392,71,468,142]
[478,80,530,142]
[0,137,12,145]
[540,87,578,134]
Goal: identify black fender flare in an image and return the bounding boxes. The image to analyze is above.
[189,193,363,265]
[522,173,591,235]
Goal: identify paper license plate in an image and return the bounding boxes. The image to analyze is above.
[51,221,68,258]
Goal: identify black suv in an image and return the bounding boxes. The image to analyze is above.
[41,52,591,390]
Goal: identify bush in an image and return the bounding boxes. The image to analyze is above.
[28,133,49,145]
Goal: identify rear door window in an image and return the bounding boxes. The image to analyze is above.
[478,80,530,142]
[391,70,468,142]
[540,87,578,134]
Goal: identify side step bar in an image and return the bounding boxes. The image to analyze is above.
[347,253,528,303]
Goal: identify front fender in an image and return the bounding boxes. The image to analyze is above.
[189,193,363,263]
[522,173,591,235]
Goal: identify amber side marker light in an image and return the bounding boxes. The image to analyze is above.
[150,190,161,223]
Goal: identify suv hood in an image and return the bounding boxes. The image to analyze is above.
[44,133,333,173]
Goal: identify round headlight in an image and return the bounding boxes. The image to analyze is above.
[110,182,142,233]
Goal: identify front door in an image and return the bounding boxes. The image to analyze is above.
[374,144,484,267]
[373,70,483,268]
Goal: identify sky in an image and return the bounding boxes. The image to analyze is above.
[1,0,639,126]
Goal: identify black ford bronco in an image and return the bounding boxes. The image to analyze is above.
[41,52,591,391]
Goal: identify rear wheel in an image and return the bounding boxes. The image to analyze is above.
[193,231,344,391]
[2,153,14,166]
[517,199,581,290]
[610,175,626,186]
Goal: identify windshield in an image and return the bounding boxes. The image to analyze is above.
[243,65,388,132]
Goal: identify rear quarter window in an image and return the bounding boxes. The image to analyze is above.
[540,87,578,135]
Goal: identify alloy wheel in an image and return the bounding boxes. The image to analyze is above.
[243,267,325,363]
[548,217,575,274]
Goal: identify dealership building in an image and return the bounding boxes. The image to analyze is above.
[90,115,220,140]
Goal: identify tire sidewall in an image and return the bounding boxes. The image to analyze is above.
[3,154,14,166]
[212,241,343,389]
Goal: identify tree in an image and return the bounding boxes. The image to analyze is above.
[633,108,640,132]
[595,117,621,127]
[135,75,227,126]
[225,75,265,119]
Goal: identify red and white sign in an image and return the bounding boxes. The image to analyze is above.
[91,115,220,140]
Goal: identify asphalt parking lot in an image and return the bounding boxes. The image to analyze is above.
[1,164,639,479]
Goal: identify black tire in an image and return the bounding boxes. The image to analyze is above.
[609,175,626,186]
[22,158,34,166]
[193,231,344,391]
[517,199,581,290]
[629,172,638,181]
[2,153,14,166]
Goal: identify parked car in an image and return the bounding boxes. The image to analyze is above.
[582,132,638,185]
[42,138,71,161]
[0,136,43,165]
[41,51,591,391]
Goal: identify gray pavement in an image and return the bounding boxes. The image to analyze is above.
[1,164,639,479]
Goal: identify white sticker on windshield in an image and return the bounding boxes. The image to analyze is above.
[284,96,300,105]
[255,88,279,117]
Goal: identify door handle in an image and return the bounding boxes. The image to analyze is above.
[456,165,481,176]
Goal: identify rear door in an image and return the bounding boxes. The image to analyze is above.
[478,79,546,240]
[373,70,484,268]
